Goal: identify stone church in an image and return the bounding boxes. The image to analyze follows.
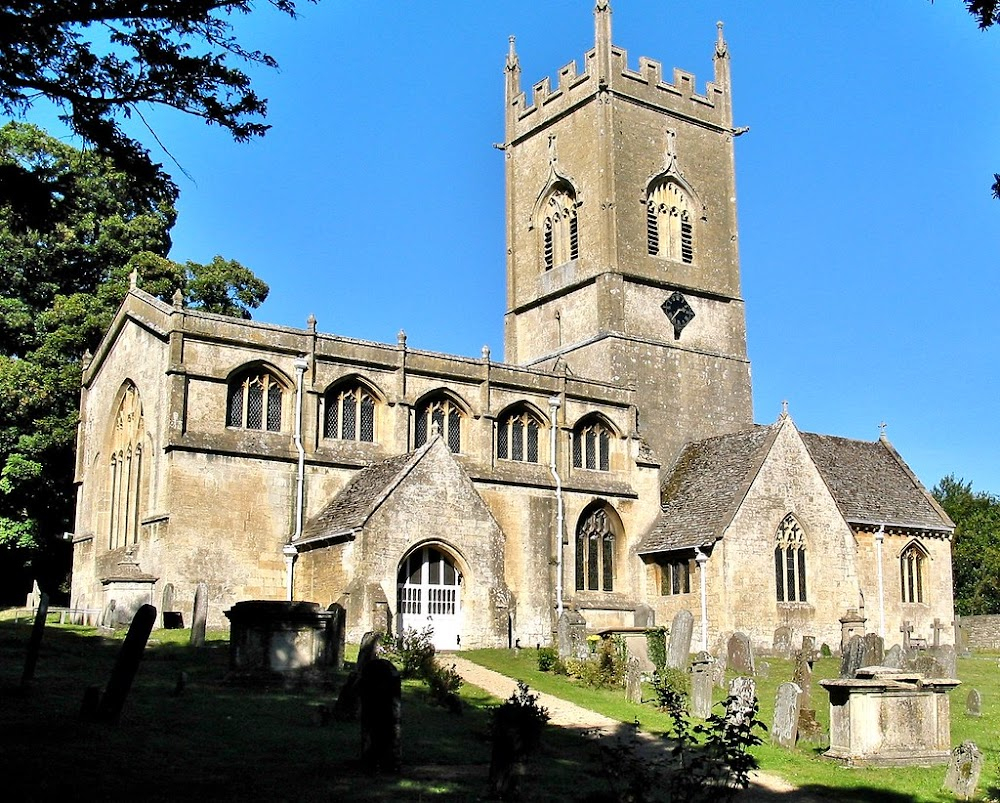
[70,3,955,654]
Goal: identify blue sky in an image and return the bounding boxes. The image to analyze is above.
[45,2,1000,495]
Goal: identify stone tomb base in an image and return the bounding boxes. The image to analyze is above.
[820,668,960,767]
[225,600,344,683]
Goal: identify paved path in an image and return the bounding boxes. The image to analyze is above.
[449,656,829,802]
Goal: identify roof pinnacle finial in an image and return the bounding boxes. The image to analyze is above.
[594,0,612,80]
[715,21,728,58]
[780,399,789,420]
[879,421,887,440]
[506,35,518,70]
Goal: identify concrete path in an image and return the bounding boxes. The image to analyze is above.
[449,656,830,802]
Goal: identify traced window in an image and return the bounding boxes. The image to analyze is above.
[572,417,612,471]
[647,180,694,263]
[774,514,806,603]
[541,183,579,270]
[575,505,619,592]
[658,555,694,596]
[496,407,542,463]
[324,380,377,442]
[109,383,145,550]
[227,369,284,432]
[900,542,927,603]
[414,395,463,454]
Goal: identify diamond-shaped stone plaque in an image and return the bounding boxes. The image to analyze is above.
[661,292,695,339]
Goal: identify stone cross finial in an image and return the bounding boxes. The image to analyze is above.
[879,421,887,439]
[781,399,789,418]
[900,620,913,650]
[129,268,138,289]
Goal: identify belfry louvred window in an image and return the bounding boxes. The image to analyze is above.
[647,180,694,264]
[227,370,283,432]
[774,514,806,602]
[325,381,376,442]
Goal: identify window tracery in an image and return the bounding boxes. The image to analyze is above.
[324,381,377,442]
[541,184,579,270]
[774,513,806,602]
[227,369,284,432]
[414,396,463,453]
[575,505,617,592]
[647,180,694,263]
[496,408,542,463]
[572,418,612,471]
[900,542,927,603]
[109,383,144,550]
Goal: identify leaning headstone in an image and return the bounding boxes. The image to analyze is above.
[861,633,884,668]
[772,626,792,658]
[359,658,402,773]
[556,610,588,660]
[943,741,983,801]
[327,602,347,670]
[624,656,642,704]
[883,643,904,670]
[839,634,865,678]
[727,632,754,676]
[190,581,208,648]
[771,682,802,748]
[690,655,714,719]
[666,610,694,669]
[95,604,157,723]
[726,676,757,728]
[21,592,49,686]
[633,603,654,628]
[966,688,982,718]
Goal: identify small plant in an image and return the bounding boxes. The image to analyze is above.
[651,665,689,708]
[820,642,832,657]
[489,682,551,797]
[645,626,668,673]
[426,661,463,712]
[536,646,558,672]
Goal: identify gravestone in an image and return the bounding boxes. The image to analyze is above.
[943,741,983,801]
[772,626,792,658]
[900,620,914,650]
[839,634,865,678]
[861,633,884,668]
[932,644,957,678]
[726,676,757,729]
[99,599,117,630]
[771,682,802,748]
[334,631,383,721]
[883,643,904,670]
[190,582,208,647]
[624,656,642,704]
[359,658,402,773]
[727,632,754,676]
[666,610,694,669]
[21,592,49,686]
[757,661,770,679]
[327,602,347,670]
[633,603,654,628]
[792,650,814,708]
[161,583,183,629]
[690,655,714,719]
[966,688,982,718]
[96,604,157,723]
[556,610,588,660]
[801,635,816,655]
[711,657,727,689]
[931,617,947,648]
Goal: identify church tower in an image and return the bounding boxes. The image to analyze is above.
[502,2,753,467]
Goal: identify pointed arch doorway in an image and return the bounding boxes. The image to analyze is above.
[396,545,462,651]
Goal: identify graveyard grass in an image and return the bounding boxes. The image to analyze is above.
[463,648,1000,802]
[2,610,997,802]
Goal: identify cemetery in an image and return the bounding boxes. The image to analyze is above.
[0,605,997,801]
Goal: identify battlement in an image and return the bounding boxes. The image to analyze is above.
[505,5,732,142]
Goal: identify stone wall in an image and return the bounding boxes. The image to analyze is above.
[957,614,1000,650]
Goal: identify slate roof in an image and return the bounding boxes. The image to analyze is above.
[638,424,778,554]
[298,444,430,544]
[800,433,954,533]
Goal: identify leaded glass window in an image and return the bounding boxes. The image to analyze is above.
[900,543,927,604]
[227,370,283,432]
[575,506,616,592]
[324,383,377,443]
[573,419,613,471]
[109,383,145,550]
[496,408,543,464]
[414,397,463,454]
[775,514,806,603]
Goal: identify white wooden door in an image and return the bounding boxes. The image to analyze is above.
[396,546,461,651]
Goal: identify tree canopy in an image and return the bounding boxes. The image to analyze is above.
[0,0,312,211]
[932,474,1000,615]
[0,121,268,593]
[961,0,1000,196]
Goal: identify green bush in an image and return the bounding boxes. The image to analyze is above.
[536,646,558,672]
[645,626,668,673]
[651,665,690,707]
[395,625,436,679]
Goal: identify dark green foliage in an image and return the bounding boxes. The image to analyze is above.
[491,681,550,752]
[820,643,832,657]
[383,626,461,711]
[563,635,628,688]
[651,665,690,707]
[0,0,315,207]
[536,646,558,672]
[934,474,1000,614]
[645,626,667,673]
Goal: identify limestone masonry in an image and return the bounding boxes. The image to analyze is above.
[71,3,954,654]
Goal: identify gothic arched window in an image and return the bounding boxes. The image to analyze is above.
[414,395,464,454]
[324,380,377,442]
[227,368,285,432]
[900,542,927,603]
[109,383,145,550]
[774,514,806,602]
[496,406,543,463]
[541,183,579,270]
[647,180,694,263]
[572,417,612,471]
[575,505,619,592]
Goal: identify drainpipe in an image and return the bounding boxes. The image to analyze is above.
[548,396,564,618]
[696,547,709,651]
[287,357,309,601]
[874,524,886,638]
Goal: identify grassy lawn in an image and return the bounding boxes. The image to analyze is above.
[462,647,999,802]
[0,615,614,801]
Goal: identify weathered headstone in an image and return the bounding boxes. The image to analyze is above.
[711,656,726,689]
[932,644,957,678]
[556,610,588,660]
[966,688,982,718]
[190,581,208,648]
[359,658,402,772]
[21,591,49,686]
[772,625,792,658]
[801,635,816,655]
[861,633,884,668]
[757,661,770,679]
[727,632,754,676]
[943,741,983,801]
[327,602,347,670]
[624,656,642,704]
[633,603,654,628]
[883,643,904,670]
[771,682,801,748]
[792,650,814,708]
[839,634,865,678]
[99,599,117,630]
[333,630,383,721]
[726,676,757,728]
[95,604,157,723]
[931,617,947,648]
[161,583,183,629]
[666,609,694,669]
[690,655,714,719]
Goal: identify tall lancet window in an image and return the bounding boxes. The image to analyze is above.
[774,513,807,603]
[108,383,145,550]
[900,542,927,603]
[541,183,579,270]
[575,504,619,592]
[647,179,694,263]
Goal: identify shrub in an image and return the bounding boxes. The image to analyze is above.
[536,646,558,672]
[820,642,832,657]
[489,682,551,797]
[395,625,436,679]
[651,665,690,708]
[645,626,668,673]
[426,661,463,712]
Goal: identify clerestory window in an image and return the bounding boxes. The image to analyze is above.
[324,381,377,442]
[774,514,806,603]
[227,369,284,432]
[496,407,542,463]
[647,180,694,263]
[414,395,463,454]
[572,418,612,471]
